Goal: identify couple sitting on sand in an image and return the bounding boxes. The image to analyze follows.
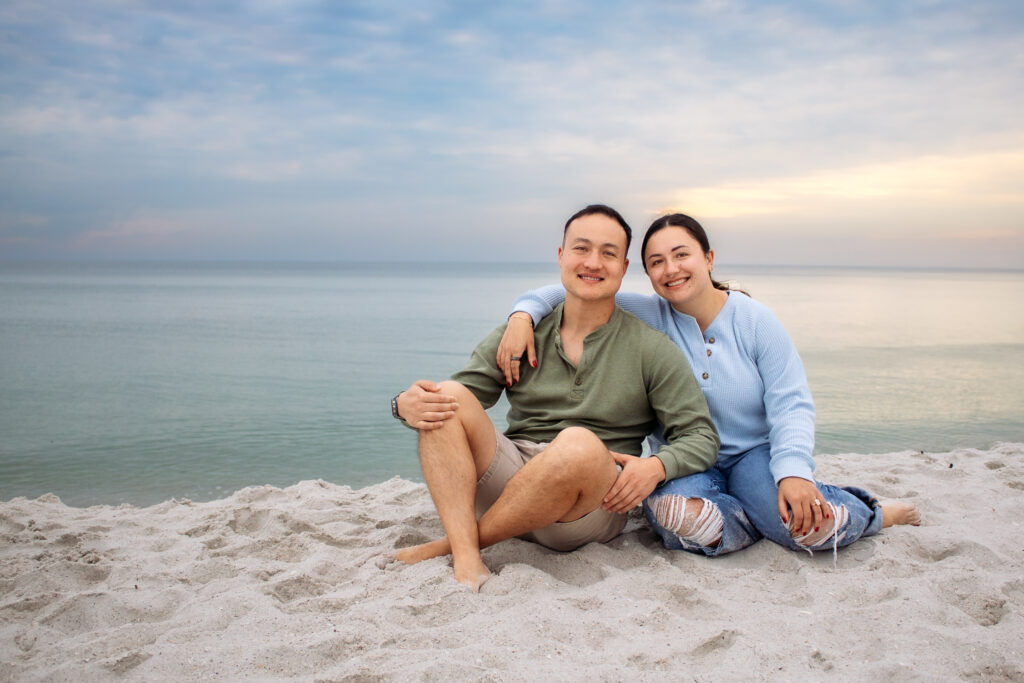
[391,204,920,591]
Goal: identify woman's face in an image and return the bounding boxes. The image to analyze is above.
[643,226,716,309]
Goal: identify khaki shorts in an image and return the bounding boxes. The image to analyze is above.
[474,428,627,552]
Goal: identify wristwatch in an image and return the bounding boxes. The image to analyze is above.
[391,393,405,421]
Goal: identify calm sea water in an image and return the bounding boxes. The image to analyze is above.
[2,261,1022,506]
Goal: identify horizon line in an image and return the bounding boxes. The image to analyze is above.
[0,257,1021,274]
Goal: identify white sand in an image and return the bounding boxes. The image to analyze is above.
[2,443,1022,681]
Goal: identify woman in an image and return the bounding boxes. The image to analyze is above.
[496,213,920,557]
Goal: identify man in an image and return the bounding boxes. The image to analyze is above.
[392,205,718,591]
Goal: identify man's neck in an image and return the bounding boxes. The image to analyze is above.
[560,295,616,339]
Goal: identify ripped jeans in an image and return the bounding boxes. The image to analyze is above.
[644,443,884,557]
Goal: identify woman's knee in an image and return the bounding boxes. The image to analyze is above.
[791,501,850,549]
[649,495,723,548]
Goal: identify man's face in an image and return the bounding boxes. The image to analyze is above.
[557,212,629,303]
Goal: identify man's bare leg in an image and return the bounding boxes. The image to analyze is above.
[476,427,619,543]
[397,427,619,565]
[409,381,497,591]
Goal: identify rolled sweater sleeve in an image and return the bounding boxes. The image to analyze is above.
[510,285,562,327]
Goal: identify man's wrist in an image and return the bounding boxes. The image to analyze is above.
[649,455,668,483]
[391,393,405,421]
[508,312,533,325]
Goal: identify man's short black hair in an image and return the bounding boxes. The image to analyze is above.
[563,204,632,252]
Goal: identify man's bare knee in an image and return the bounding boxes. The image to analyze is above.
[533,427,616,518]
[436,380,475,401]
[419,380,496,478]
[550,427,607,464]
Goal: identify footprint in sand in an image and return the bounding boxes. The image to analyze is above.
[938,575,1007,626]
[690,629,737,657]
[103,650,151,674]
[266,574,332,604]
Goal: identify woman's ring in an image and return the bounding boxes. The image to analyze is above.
[813,499,821,506]
[510,355,522,361]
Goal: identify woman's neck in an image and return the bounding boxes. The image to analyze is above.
[674,287,729,332]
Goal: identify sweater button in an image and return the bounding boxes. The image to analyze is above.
[702,372,709,380]
[574,378,582,385]
[708,337,716,344]
[706,349,712,357]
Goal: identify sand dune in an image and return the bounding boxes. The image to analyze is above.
[2,443,1022,681]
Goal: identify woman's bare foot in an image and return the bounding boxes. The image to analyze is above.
[394,537,452,564]
[881,501,922,528]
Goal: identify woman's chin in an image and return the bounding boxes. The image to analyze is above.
[656,287,692,307]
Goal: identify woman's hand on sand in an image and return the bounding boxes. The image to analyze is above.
[602,452,666,514]
[396,380,458,430]
[496,313,537,386]
[777,476,827,536]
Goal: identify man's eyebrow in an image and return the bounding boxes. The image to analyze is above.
[570,237,620,249]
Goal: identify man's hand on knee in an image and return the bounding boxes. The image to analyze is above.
[602,452,666,514]
[396,380,459,430]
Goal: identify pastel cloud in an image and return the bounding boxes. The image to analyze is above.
[0,0,1022,266]
[664,150,1024,220]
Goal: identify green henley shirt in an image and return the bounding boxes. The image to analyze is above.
[451,304,719,482]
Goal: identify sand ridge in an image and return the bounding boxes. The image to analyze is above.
[1,444,1022,681]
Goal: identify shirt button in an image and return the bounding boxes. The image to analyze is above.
[574,378,582,386]
[702,372,709,380]
[708,337,716,344]
[706,349,712,357]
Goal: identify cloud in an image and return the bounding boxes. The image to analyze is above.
[662,150,1024,221]
[1,1,1023,265]
[75,212,198,247]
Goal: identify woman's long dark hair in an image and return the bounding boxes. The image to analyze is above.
[640,213,731,292]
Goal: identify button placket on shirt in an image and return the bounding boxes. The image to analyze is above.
[701,335,716,381]
[570,371,584,399]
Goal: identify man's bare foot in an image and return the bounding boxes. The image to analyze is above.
[394,538,451,565]
[881,501,921,528]
[453,556,491,593]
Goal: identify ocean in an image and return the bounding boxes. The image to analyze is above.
[1,261,1022,507]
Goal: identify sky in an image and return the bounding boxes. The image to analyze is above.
[1,0,1022,267]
